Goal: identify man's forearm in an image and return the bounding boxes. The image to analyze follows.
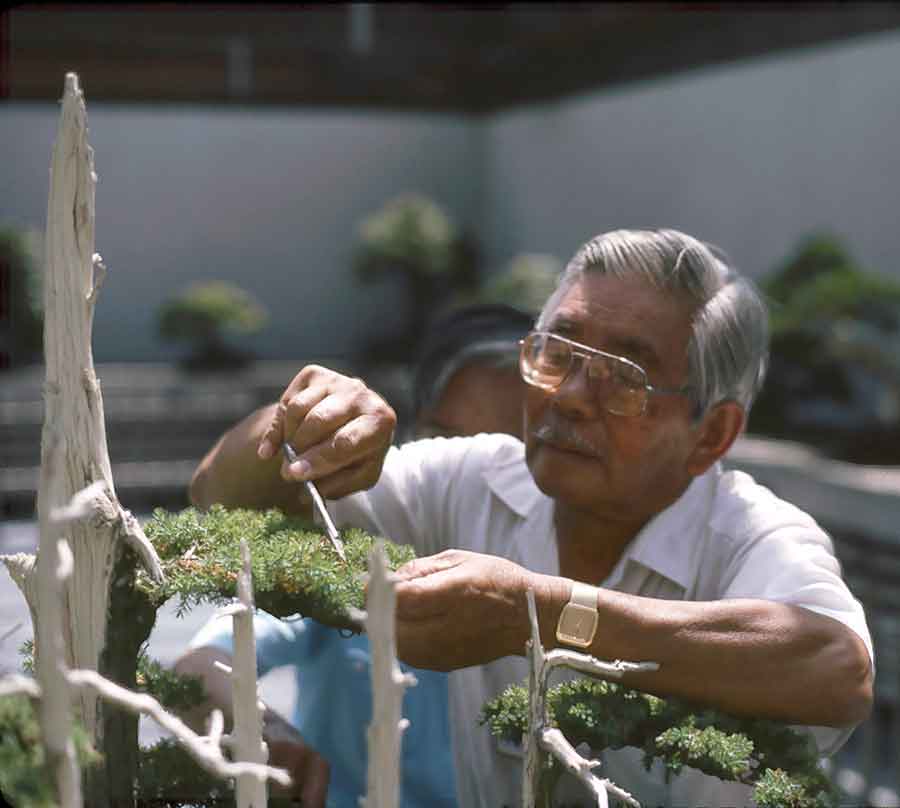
[534,578,873,728]
[190,404,309,515]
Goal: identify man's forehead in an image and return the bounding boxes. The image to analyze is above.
[545,274,691,368]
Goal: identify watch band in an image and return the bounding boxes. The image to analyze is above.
[555,581,599,649]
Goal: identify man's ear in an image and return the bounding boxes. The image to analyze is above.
[685,401,745,477]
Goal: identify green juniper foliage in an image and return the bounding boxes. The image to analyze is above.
[136,653,207,713]
[129,505,414,806]
[141,506,416,630]
[481,678,838,808]
[19,638,34,674]
[135,739,233,807]
[0,694,100,808]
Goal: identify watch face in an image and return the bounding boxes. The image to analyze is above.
[557,603,598,649]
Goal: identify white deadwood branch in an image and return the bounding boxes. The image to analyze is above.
[539,728,609,808]
[228,539,270,808]
[1,554,39,646]
[538,728,641,808]
[521,589,656,808]
[360,541,417,808]
[66,669,292,788]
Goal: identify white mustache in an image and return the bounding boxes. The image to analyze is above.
[532,416,601,457]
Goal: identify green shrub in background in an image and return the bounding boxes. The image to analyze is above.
[750,233,900,463]
[764,234,900,333]
[158,281,268,372]
[355,194,478,358]
[469,252,562,316]
[0,226,44,370]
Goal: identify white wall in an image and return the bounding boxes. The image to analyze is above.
[3,29,899,362]
[480,30,900,282]
[1,104,481,361]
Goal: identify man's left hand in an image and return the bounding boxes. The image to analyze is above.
[392,550,552,670]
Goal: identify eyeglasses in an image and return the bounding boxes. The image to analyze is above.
[519,331,691,417]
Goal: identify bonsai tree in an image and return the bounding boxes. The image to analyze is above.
[3,504,843,808]
[749,233,900,463]
[470,252,562,316]
[0,225,44,370]
[158,280,269,371]
[355,193,478,359]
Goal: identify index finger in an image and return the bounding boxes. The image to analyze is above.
[257,384,328,461]
[257,365,332,459]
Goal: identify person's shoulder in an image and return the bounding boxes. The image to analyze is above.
[710,466,825,542]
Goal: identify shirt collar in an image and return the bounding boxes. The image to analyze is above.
[482,444,544,519]
[607,463,721,591]
[483,445,721,591]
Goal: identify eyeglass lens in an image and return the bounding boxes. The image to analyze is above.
[520,333,648,416]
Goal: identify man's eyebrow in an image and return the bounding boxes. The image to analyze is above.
[548,318,661,369]
[604,336,661,370]
[547,317,579,336]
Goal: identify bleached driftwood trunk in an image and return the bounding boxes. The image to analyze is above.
[360,541,417,808]
[522,590,659,808]
[1,73,164,806]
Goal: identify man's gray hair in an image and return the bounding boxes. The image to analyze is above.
[536,229,769,418]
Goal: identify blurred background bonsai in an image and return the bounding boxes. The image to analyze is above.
[0,225,44,371]
[355,193,479,359]
[157,280,269,372]
[466,252,562,316]
[749,233,900,464]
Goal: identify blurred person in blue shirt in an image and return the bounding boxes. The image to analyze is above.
[174,304,533,808]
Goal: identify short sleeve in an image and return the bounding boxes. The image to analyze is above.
[717,519,873,755]
[719,522,873,666]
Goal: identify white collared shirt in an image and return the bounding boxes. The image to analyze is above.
[330,433,873,808]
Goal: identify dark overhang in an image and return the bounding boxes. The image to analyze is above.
[4,3,900,113]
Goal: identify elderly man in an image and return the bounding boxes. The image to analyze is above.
[190,229,873,807]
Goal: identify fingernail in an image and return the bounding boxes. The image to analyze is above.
[289,460,311,479]
[257,440,273,459]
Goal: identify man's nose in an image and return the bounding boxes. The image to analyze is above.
[549,357,600,419]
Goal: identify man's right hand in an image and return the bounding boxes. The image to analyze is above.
[257,365,397,500]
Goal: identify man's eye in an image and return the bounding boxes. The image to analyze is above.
[543,344,569,365]
[615,364,645,389]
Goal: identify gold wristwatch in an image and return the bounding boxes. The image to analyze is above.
[555,581,599,649]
